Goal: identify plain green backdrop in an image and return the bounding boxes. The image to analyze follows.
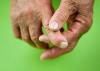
[0,0,100,71]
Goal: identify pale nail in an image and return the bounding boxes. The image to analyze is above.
[39,36,44,41]
[49,21,58,31]
[39,35,49,43]
[60,41,68,48]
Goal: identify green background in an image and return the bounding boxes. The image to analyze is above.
[0,0,100,71]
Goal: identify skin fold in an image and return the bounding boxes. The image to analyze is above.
[10,0,94,60]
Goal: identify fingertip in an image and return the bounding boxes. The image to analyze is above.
[49,21,59,31]
[40,52,49,60]
[39,35,44,41]
[59,41,68,49]
[39,35,49,43]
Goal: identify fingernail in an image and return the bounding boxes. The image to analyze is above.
[39,35,49,43]
[39,36,44,41]
[60,41,68,48]
[49,21,59,31]
[40,53,48,60]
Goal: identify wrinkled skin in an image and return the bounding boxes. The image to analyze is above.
[10,0,54,49]
[39,0,94,60]
[10,0,94,60]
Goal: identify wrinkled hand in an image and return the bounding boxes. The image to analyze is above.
[10,0,54,49]
[39,0,94,60]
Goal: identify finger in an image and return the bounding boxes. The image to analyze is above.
[39,31,68,49]
[12,24,21,38]
[41,0,54,29]
[67,1,94,37]
[41,1,69,48]
[29,21,49,49]
[19,25,36,47]
[39,35,49,44]
[65,0,94,40]
[20,26,31,42]
[48,31,68,48]
[48,0,77,31]
[40,38,77,60]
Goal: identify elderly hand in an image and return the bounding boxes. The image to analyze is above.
[39,0,94,60]
[10,0,54,49]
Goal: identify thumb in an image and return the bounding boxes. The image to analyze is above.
[49,0,77,31]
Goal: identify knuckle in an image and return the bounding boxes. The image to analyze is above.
[84,17,93,30]
[76,14,93,29]
[11,6,33,20]
[29,30,41,42]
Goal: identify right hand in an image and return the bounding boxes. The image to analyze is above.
[39,0,94,48]
[39,0,94,60]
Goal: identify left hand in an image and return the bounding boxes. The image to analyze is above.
[10,0,54,49]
